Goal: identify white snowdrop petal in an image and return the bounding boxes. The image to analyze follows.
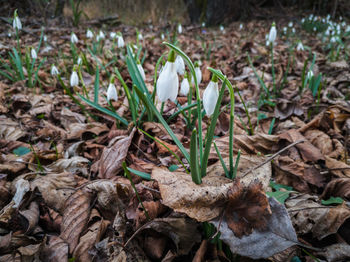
[203,81,219,116]
[107,83,118,102]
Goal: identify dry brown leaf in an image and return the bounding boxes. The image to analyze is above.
[321,178,350,200]
[31,172,76,213]
[286,193,350,240]
[135,200,167,228]
[315,243,350,262]
[18,201,39,234]
[274,99,303,120]
[279,129,325,163]
[42,236,68,262]
[73,219,110,262]
[97,127,136,179]
[151,158,270,222]
[211,133,280,159]
[324,156,350,178]
[60,107,86,129]
[0,116,27,141]
[225,179,271,238]
[66,122,109,140]
[60,188,93,253]
[46,156,90,176]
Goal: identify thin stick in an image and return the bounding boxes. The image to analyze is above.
[241,139,305,178]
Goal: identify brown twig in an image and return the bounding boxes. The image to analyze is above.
[241,139,305,178]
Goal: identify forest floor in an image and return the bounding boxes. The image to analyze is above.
[0,12,350,262]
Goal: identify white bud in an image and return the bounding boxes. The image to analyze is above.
[268,23,277,45]
[117,35,125,48]
[175,56,185,75]
[77,57,82,65]
[86,29,93,39]
[70,70,79,87]
[110,32,117,39]
[179,78,190,96]
[31,48,37,59]
[137,64,146,81]
[51,65,59,76]
[203,81,219,116]
[156,61,179,102]
[178,24,182,34]
[296,41,304,51]
[107,83,118,102]
[192,66,202,85]
[13,14,22,30]
[71,33,78,44]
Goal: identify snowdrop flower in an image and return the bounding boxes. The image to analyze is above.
[307,70,313,79]
[202,22,206,27]
[292,28,296,33]
[175,55,185,75]
[107,81,118,102]
[283,27,287,33]
[71,33,78,44]
[13,10,22,30]
[137,61,146,81]
[110,32,117,39]
[301,18,305,23]
[327,14,331,20]
[161,33,165,40]
[177,24,182,34]
[31,48,37,59]
[239,24,243,30]
[156,50,179,102]
[70,67,79,87]
[43,35,47,42]
[268,22,277,45]
[117,34,125,48]
[203,75,219,116]
[220,25,224,32]
[77,57,82,65]
[138,33,143,41]
[330,36,337,43]
[296,41,304,51]
[288,22,293,27]
[179,73,190,96]
[86,29,93,39]
[96,30,105,41]
[192,62,202,85]
[51,64,59,76]
[313,27,317,32]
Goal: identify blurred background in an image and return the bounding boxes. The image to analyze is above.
[1,0,349,26]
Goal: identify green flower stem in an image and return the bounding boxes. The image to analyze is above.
[164,42,203,163]
[271,43,276,95]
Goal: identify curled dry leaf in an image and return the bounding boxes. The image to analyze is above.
[139,218,201,256]
[31,172,76,213]
[212,197,298,259]
[13,179,30,208]
[60,188,93,253]
[225,179,271,238]
[211,133,280,159]
[0,116,26,141]
[46,156,90,176]
[73,219,110,262]
[18,201,39,233]
[285,192,350,240]
[151,158,271,222]
[42,236,68,262]
[321,178,350,200]
[97,127,136,179]
[315,243,350,262]
[66,122,109,140]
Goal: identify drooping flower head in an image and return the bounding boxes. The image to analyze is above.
[13,10,22,30]
[203,74,219,116]
[156,49,179,102]
[178,23,182,34]
[71,32,79,44]
[107,76,118,102]
[179,71,190,96]
[117,33,125,48]
[31,48,37,60]
[70,66,79,87]
[175,55,185,75]
[86,29,94,39]
[137,60,146,81]
[192,61,202,85]
[51,64,59,76]
[296,41,304,51]
[268,22,277,46]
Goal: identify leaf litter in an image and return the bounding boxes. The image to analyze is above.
[0,10,350,262]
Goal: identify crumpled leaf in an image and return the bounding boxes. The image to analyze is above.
[60,188,93,253]
[315,243,350,262]
[212,197,298,259]
[13,178,30,208]
[139,217,201,256]
[225,179,271,237]
[31,172,76,213]
[321,178,350,200]
[97,128,136,179]
[42,236,68,262]
[0,116,26,141]
[46,156,90,176]
[18,201,40,233]
[274,99,303,120]
[285,192,350,240]
[151,155,271,222]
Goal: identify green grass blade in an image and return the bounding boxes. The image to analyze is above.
[127,167,151,180]
[213,141,229,178]
[94,66,99,104]
[247,53,270,97]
